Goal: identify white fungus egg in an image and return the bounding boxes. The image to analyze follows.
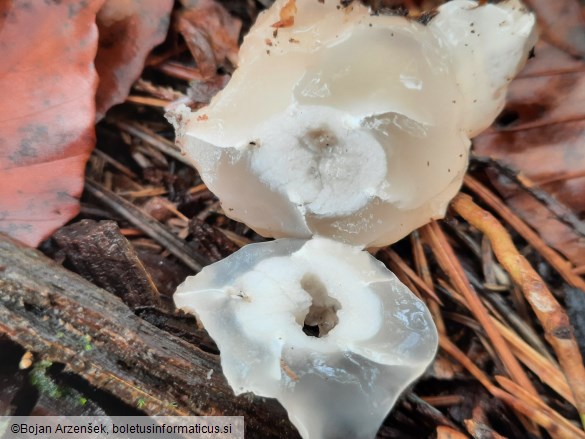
[174,237,438,439]
[168,0,537,247]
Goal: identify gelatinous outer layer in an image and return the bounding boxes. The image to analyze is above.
[174,238,438,439]
[170,0,536,247]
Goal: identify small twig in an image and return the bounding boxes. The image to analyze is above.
[403,393,460,430]
[158,61,205,81]
[495,376,585,439]
[423,222,539,397]
[411,231,446,335]
[574,265,585,275]
[484,291,554,362]
[535,168,585,186]
[438,335,493,394]
[218,229,252,247]
[119,187,168,198]
[113,120,192,166]
[378,248,443,305]
[125,95,172,108]
[435,270,572,405]
[93,149,138,179]
[490,386,577,439]
[84,179,208,272]
[439,336,578,439]
[133,79,185,101]
[464,420,507,439]
[493,319,574,406]
[146,46,190,67]
[419,395,464,407]
[452,193,585,428]
[464,175,585,290]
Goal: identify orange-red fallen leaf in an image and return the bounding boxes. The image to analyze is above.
[177,0,242,79]
[523,0,585,59]
[95,0,174,119]
[0,0,104,247]
[473,39,585,268]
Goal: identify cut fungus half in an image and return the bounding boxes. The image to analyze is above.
[174,237,438,439]
[168,0,537,247]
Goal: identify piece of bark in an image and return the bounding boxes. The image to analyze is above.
[84,179,208,272]
[189,218,240,263]
[133,248,191,297]
[141,197,177,223]
[136,308,219,355]
[0,233,299,438]
[29,361,108,417]
[53,220,159,309]
[0,339,26,416]
[0,374,24,416]
[0,337,28,415]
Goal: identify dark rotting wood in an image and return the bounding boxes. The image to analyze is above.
[189,218,241,263]
[84,179,210,272]
[0,233,299,438]
[53,219,160,309]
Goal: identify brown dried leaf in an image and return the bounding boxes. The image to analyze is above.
[95,0,174,119]
[178,0,242,79]
[0,0,104,246]
[188,75,231,104]
[524,0,585,59]
[485,172,585,268]
[473,37,585,268]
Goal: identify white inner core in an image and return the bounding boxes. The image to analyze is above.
[250,106,387,217]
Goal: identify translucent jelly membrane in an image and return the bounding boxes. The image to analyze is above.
[170,0,536,247]
[174,238,438,439]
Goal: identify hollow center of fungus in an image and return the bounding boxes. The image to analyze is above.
[302,128,337,153]
[298,273,341,337]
